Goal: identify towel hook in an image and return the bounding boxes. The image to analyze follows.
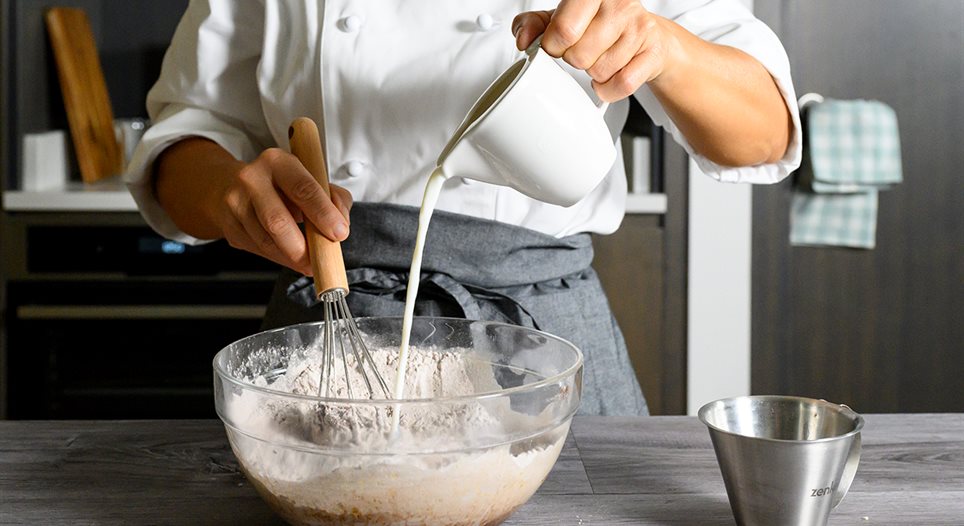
[798,92,825,111]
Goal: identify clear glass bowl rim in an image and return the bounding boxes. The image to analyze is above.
[213,316,584,406]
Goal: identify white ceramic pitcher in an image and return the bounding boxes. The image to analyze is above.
[436,40,616,207]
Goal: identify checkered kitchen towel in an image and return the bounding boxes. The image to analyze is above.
[791,190,878,248]
[791,99,902,249]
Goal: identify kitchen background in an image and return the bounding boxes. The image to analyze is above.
[0,0,960,420]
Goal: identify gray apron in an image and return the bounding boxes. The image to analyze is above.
[262,202,648,416]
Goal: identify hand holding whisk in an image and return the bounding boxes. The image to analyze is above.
[288,117,391,400]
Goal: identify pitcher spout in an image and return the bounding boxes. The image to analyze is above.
[438,140,504,187]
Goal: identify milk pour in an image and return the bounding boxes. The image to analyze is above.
[391,167,447,430]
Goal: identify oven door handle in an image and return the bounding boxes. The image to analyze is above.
[15,305,267,320]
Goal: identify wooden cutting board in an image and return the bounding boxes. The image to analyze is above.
[45,7,123,183]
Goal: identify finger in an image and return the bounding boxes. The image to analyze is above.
[234,158,310,263]
[328,184,353,223]
[511,10,552,50]
[541,0,601,58]
[223,214,311,275]
[587,31,642,83]
[246,175,311,267]
[593,46,662,102]
[562,12,622,72]
[235,197,312,274]
[280,194,304,223]
[268,151,350,241]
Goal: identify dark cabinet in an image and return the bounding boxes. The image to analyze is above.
[593,135,689,416]
[1,214,278,419]
[0,0,277,419]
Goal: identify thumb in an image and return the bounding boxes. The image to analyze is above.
[512,10,553,50]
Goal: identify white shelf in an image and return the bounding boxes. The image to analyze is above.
[3,179,667,215]
[3,177,137,212]
[624,193,667,214]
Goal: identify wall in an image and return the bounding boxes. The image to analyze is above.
[685,0,755,414]
[752,0,963,412]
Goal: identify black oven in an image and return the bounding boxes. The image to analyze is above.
[4,224,278,419]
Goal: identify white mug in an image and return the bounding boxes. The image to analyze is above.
[437,41,616,207]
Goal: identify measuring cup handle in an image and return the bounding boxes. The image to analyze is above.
[832,432,861,509]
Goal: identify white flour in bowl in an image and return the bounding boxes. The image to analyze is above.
[225,346,566,526]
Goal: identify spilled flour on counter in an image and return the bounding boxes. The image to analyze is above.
[226,346,567,525]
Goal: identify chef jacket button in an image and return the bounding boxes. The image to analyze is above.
[341,15,362,33]
[476,13,495,31]
[345,160,365,178]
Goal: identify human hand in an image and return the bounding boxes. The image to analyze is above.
[512,0,677,102]
[212,147,352,275]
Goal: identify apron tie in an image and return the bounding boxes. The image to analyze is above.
[285,267,538,329]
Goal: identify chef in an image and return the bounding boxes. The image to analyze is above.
[125,0,801,416]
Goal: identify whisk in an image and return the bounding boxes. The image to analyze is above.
[288,117,392,400]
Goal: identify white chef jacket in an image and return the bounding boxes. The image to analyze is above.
[125,0,802,245]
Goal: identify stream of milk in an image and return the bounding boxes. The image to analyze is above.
[391,167,447,429]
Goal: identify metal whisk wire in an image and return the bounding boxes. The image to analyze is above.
[290,117,395,401]
[318,290,392,400]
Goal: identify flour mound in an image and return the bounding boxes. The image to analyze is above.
[254,347,506,449]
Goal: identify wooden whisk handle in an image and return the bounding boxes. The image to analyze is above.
[288,117,349,299]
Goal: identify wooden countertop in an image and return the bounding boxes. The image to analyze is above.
[1,414,961,524]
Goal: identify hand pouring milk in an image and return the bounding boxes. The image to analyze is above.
[393,42,616,424]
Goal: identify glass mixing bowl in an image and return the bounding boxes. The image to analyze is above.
[214,317,582,526]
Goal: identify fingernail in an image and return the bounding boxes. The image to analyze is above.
[340,206,351,223]
[333,222,349,240]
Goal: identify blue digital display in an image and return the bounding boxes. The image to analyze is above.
[160,240,186,254]
[138,237,199,256]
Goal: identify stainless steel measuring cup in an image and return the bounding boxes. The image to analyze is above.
[698,395,863,526]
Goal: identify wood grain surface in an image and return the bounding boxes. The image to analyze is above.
[1,414,961,525]
[44,8,123,183]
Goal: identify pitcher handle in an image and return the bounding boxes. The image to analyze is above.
[526,34,610,115]
[832,432,861,509]
[525,34,543,56]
